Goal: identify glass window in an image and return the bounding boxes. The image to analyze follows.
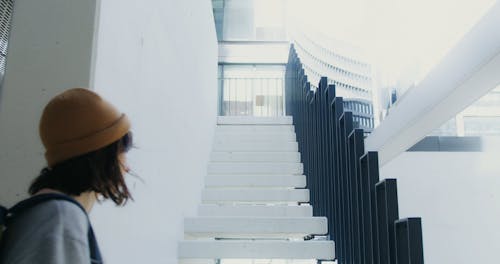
[464,117,500,136]
[213,0,287,41]
[433,86,500,136]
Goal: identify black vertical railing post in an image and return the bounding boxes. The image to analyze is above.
[311,87,317,214]
[359,151,380,264]
[318,77,328,218]
[375,179,399,264]
[369,153,381,264]
[332,96,343,262]
[310,89,317,213]
[395,218,424,264]
[305,88,313,199]
[344,112,355,264]
[338,112,353,264]
[317,79,324,216]
[301,79,309,170]
[323,81,334,237]
[315,85,320,213]
[348,129,365,264]
[285,45,424,264]
[308,88,314,205]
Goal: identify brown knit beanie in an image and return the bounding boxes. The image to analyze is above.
[39,88,131,167]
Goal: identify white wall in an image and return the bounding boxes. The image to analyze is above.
[381,151,500,264]
[0,0,99,205]
[90,1,217,263]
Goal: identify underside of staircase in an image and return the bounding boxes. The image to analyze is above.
[178,116,335,264]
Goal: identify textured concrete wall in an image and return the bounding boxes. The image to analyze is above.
[0,0,99,205]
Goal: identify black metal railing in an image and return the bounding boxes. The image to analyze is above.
[285,44,424,264]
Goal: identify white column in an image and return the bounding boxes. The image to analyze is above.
[0,0,99,205]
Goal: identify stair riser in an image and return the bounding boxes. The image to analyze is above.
[217,116,293,125]
[214,134,297,143]
[210,152,301,162]
[213,143,298,152]
[216,126,295,133]
[207,163,303,175]
[197,205,313,217]
[205,176,306,188]
[202,189,310,203]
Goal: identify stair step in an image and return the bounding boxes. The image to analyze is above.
[214,133,297,143]
[178,260,216,264]
[213,142,298,152]
[184,217,327,239]
[202,189,309,203]
[198,204,313,217]
[211,152,301,162]
[217,116,293,125]
[205,175,306,188]
[179,261,324,264]
[216,125,294,133]
[207,163,303,175]
[215,131,296,138]
[178,240,335,260]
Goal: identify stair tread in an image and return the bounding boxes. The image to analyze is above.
[178,240,335,260]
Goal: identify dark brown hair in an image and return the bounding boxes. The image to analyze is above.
[29,132,133,205]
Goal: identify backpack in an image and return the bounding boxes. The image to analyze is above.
[0,193,103,263]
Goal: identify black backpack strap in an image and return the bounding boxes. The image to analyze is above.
[0,206,7,223]
[0,205,7,242]
[0,206,7,226]
[88,225,103,263]
[7,193,103,263]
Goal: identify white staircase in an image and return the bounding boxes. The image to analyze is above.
[178,116,335,264]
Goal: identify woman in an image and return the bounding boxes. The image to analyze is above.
[0,88,132,263]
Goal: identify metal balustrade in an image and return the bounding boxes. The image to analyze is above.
[218,77,284,117]
[285,44,424,264]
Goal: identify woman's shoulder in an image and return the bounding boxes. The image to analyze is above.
[12,199,89,239]
[34,199,89,231]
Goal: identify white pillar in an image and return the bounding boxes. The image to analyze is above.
[0,0,99,205]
